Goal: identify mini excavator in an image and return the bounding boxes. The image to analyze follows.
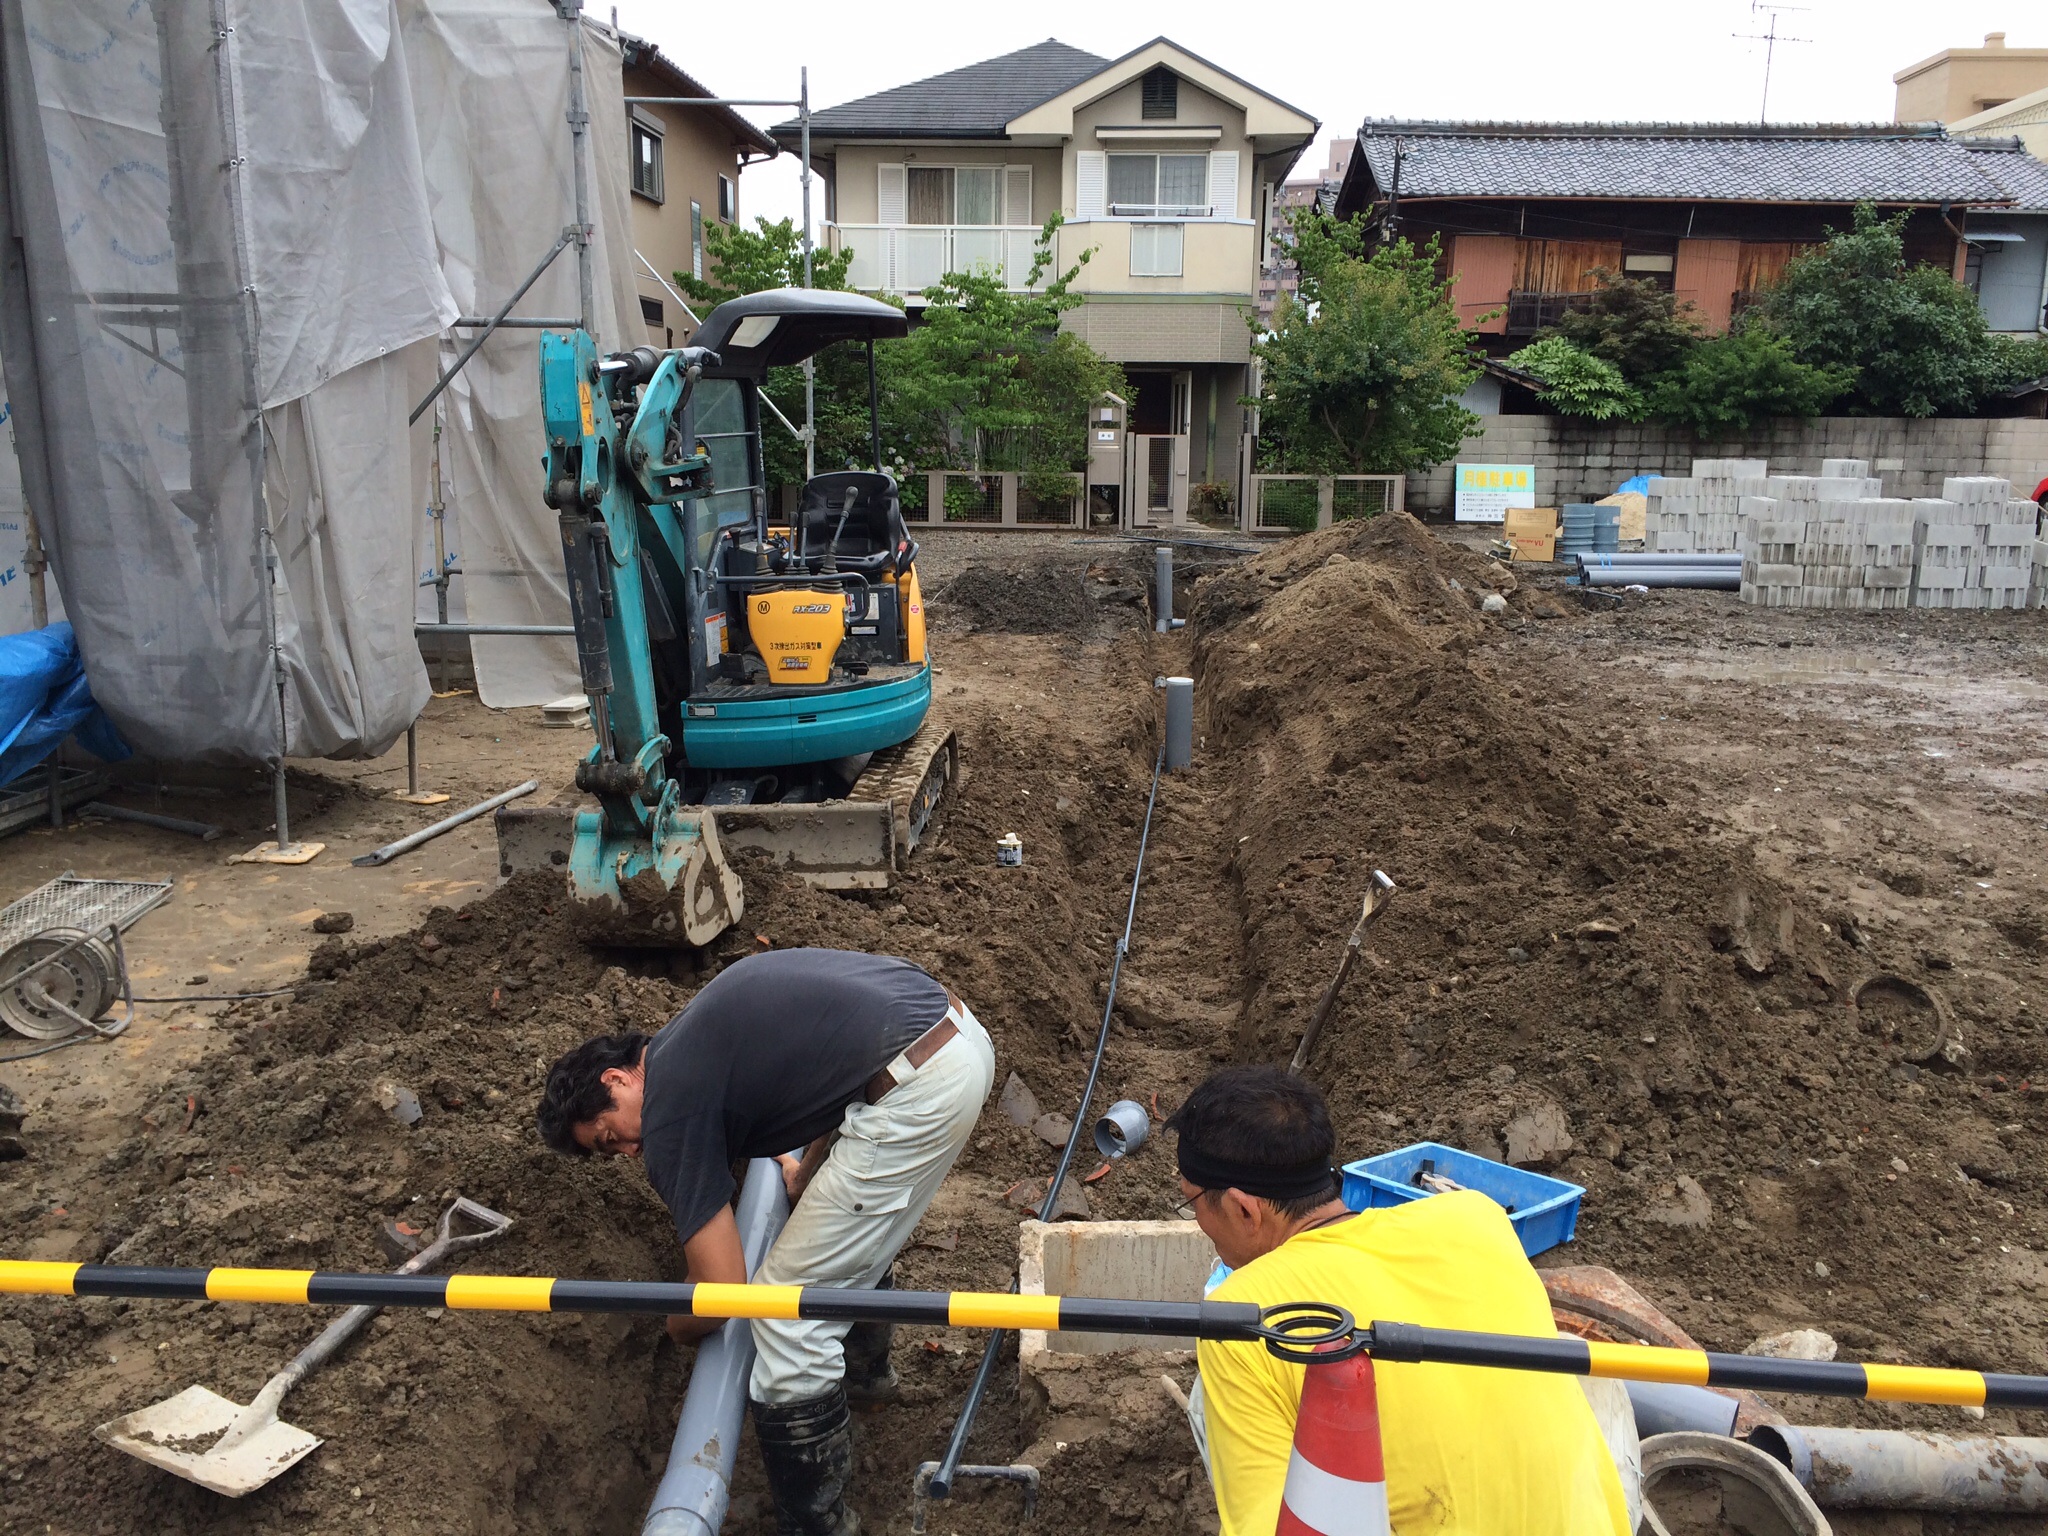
[503,289,955,946]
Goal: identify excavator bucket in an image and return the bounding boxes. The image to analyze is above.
[564,803,745,947]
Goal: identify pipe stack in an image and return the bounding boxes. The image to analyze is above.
[1573,552,1741,590]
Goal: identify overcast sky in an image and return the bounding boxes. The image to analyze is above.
[608,0,2035,229]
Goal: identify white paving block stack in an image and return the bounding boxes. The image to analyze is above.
[1738,494,1915,610]
[1646,459,1773,552]
[1907,478,2035,611]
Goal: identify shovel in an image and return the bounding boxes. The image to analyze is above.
[93,1195,513,1497]
[1288,870,1397,1075]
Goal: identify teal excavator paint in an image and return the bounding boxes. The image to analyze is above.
[534,290,955,942]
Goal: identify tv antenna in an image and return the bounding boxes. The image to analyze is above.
[1733,2,1812,124]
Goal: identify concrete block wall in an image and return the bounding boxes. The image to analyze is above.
[1411,416,2048,512]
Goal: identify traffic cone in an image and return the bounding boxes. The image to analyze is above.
[1275,1345,1391,1536]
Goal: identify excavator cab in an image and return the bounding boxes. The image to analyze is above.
[522,288,954,946]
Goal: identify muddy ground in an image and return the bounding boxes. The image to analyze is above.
[4,520,2048,1534]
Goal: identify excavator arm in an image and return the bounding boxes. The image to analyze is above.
[538,329,743,945]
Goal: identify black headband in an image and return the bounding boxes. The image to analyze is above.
[1177,1143,1339,1204]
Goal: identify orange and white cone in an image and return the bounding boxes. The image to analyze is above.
[1275,1346,1391,1536]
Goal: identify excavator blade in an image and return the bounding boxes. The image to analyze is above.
[495,719,958,913]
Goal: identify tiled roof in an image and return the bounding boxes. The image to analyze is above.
[770,40,1107,144]
[618,31,779,157]
[1958,137,2048,212]
[1347,121,2023,205]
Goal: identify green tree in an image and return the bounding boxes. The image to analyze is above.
[674,218,869,487]
[1760,203,2010,417]
[1540,269,1702,383]
[1504,336,1645,421]
[1645,327,1851,435]
[1252,220,1479,475]
[877,217,1123,482]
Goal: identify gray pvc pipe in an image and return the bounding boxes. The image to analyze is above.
[1582,568,1740,590]
[1625,1380,1739,1439]
[1163,678,1193,771]
[1750,1426,2048,1512]
[642,1159,792,1536]
[1576,553,1741,568]
[1154,545,1173,633]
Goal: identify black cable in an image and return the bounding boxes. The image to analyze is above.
[927,732,1169,1501]
[128,986,312,1002]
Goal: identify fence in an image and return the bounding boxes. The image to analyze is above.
[898,471,1085,529]
[1246,475,1405,534]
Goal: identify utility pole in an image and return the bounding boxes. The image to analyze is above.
[1733,2,1811,125]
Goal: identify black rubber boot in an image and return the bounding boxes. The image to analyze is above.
[842,1268,899,1406]
[751,1384,861,1536]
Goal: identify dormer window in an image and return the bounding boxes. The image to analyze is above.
[1141,67,1177,120]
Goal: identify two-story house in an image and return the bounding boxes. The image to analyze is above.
[772,39,1316,521]
[618,31,779,347]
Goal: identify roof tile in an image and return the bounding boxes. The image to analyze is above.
[771,40,1106,142]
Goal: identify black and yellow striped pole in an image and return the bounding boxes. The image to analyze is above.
[5,1261,2043,1410]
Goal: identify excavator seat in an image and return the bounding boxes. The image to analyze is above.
[796,471,910,576]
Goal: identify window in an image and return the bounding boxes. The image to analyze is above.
[630,120,663,202]
[640,296,663,326]
[1107,153,1210,217]
[1141,67,1177,120]
[1131,223,1183,277]
[907,166,952,225]
[904,165,1002,225]
[718,173,735,223]
[690,200,703,281]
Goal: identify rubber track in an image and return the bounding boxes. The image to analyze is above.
[847,716,957,860]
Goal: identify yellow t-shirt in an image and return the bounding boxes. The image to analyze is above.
[1197,1190,1628,1536]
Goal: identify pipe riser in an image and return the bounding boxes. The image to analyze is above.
[1755,1427,2048,1512]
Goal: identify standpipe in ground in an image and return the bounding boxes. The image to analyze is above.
[4,1262,2044,1411]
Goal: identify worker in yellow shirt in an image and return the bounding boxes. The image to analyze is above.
[1169,1066,1629,1535]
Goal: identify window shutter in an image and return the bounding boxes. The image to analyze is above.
[877,163,907,226]
[1076,152,1106,220]
[1207,151,1239,219]
[1004,165,1032,226]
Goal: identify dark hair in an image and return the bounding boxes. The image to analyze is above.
[536,1032,650,1154]
[1167,1065,1339,1219]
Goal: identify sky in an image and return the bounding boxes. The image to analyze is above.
[608,0,2037,230]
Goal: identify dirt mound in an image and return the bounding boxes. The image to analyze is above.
[1183,514,2048,1404]
[937,560,1097,634]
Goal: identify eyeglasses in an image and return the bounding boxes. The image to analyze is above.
[1172,1190,1208,1221]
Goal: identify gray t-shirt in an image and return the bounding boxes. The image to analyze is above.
[640,947,949,1245]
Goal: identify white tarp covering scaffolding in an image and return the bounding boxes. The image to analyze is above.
[0,0,625,763]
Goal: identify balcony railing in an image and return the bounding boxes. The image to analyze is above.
[829,224,1043,295]
[1504,290,1597,336]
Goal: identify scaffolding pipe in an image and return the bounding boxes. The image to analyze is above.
[562,1,595,336]
[410,230,572,426]
[641,1159,791,1536]
[1751,1426,2048,1512]
[350,780,539,868]
[800,67,814,482]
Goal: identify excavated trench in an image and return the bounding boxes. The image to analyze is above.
[6,525,2048,1536]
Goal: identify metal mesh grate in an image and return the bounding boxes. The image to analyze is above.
[0,874,173,950]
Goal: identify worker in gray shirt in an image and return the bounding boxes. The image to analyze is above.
[538,947,996,1536]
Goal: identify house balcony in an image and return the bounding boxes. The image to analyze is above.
[828,224,1044,295]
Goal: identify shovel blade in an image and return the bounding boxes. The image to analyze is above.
[94,1384,322,1497]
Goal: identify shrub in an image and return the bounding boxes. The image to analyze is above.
[1646,328,1851,435]
[1505,337,1646,421]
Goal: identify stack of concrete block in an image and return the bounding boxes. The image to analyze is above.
[1645,459,1770,552]
[1907,478,2037,610]
[1738,496,1916,610]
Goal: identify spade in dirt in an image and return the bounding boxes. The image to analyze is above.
[93,1196,513,1497]
[1288,870,1397,1074]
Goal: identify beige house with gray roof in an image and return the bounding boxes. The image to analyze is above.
[773,39,1316,521]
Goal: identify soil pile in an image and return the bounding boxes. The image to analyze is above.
[1179,514,2048,1410]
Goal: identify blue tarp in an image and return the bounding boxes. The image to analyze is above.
[1615,475,1654,497]
[0,624,130,788]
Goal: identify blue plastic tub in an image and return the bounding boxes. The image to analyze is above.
[1339,1142,1583,1258]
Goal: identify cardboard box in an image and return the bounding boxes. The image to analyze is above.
[1506,532,1558,563]
[1504,506,1559,537]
